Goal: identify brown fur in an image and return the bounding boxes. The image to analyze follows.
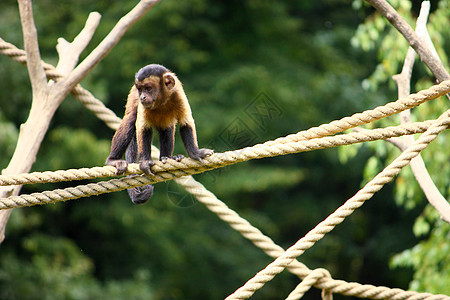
[140,92,191,129]
[134,73,196,144]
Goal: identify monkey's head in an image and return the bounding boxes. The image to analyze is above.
[135,64,177,109]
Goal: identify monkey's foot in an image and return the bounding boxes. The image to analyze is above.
[189,148,214,163]
[139,160,155,175]
[106,158,128,175]
[128,185,154,204]
[172,154,185,162]
[160,155,185,163]
[199,148,214,157]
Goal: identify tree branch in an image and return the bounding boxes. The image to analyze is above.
[0,0,52,243]
[56,12,102,76]
[365,0,450,82]
[17,0,47,98]
[391,1,450,223]
[0,0,162,243]
[415,1,441,63]
[63,0,162,91]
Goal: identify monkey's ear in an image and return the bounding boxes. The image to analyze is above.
[163,74,176,90]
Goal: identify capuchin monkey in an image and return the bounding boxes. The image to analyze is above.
[106,64,214,204]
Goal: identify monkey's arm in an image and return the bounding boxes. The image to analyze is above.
[180,120,214,162]
[106,112,136,174]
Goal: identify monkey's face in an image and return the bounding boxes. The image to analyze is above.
[135,78,161,109]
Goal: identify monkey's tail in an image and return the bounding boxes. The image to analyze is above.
[127,185,154,204]
[125,135,154,204]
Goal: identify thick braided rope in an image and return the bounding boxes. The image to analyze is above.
[2,38,449,299]
[314,280,447,300]
[0,77,448,187]
[1,117,448,209]
[1,135,446,300]
[1,36,449,187]
[286,269,450,300]
[70,85,122,129]
[177,177,310,274]
[180,178,450,300]
[225,109,450,300]
[0,38,122,129]
[0,120,439,187]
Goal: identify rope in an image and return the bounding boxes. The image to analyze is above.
[285,269,332,300]
[1,38,448,299]
[0,120,437,187]
[178,176,311,276]
[178,178,450,300]
[1,118,448,208]
[225,109,450,300]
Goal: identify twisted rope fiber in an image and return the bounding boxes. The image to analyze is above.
[286,270,449,300]
[180,178,450,300]
[2,39,449,299]
[0,76,447,188]
[1,117,448,209]
[1,36,449,186]
[225,109,450,300]
[285,268,332,300]
[178,176,311,276]
[0,38,122,129]
[0,115,447,298]
[0,119,440,187]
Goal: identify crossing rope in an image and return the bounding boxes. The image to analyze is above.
[1,38,449,299]
[0,77,448,190]
[0,120,438,188]
[225,108,450,300]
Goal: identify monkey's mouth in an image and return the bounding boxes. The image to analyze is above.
[140,100,155,109]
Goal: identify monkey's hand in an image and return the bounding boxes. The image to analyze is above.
[106,158,128,175]
[139,160,155,175]
[160,155,185,163]
[189,148,214,163]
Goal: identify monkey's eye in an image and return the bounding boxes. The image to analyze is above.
[146,87,153,92]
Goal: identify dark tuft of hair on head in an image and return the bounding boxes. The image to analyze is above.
[135,64,170,82]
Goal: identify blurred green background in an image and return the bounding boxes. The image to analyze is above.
[0,0,448,299]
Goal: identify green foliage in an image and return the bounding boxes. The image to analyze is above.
[391,217,450,294]
[349,0,450,293]
[209,165,306,197]
[0,114,19,169]
[351,0,450,90]
[34,127,111,171]
[0,234,154,300]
